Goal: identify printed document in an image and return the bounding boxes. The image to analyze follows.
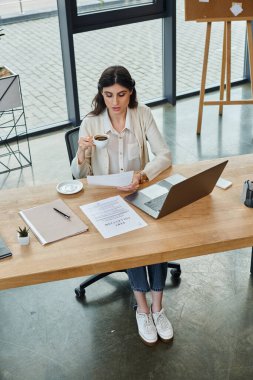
[80,195,147,238]
[87,171,133,187]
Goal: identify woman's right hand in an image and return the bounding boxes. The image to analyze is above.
[78,136,94,151]
[77,136,93,164]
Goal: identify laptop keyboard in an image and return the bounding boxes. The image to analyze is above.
[144,194,168,212]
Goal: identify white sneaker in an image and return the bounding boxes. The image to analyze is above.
[136,310,158,346]
[152,308,173,342]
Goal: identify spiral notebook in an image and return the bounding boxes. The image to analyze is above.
[19,199,88,245]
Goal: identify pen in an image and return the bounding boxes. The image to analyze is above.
[53,207,71,220]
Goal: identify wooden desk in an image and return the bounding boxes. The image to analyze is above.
[1,155,253,291]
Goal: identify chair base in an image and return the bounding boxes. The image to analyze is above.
[167,262,181,278]
[74,263,181,299]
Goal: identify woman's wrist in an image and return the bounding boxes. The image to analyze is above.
[135,171,149,184]
[77,148,86,164]
[140,171,148,184]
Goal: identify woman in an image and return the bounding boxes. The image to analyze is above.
[71,66,173,346]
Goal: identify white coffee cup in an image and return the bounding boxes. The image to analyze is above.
[93,134,109,149]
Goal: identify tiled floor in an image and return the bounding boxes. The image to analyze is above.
[0,85,253,379]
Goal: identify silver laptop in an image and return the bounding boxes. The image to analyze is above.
[125,160,228,219]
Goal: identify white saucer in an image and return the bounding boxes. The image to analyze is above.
[56,180,83,195]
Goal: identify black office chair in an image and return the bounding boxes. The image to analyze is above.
[65,127,181,299]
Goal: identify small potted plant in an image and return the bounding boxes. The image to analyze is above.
[17,226,30,246]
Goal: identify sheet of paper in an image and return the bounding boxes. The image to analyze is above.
[140,184,169,199]
[87,171,133,187]
[80,195,147,238]
[164,173,187,185]
[230,3,243,16]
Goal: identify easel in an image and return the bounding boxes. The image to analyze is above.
[197,18,253,135]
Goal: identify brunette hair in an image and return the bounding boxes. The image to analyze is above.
[90,66,138,115]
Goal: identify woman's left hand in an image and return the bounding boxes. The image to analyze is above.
[117,172,141,192]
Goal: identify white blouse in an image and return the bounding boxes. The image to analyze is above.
[103,109,141,174]
[71,104,172,180]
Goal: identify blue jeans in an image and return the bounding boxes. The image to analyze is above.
[127,263,168,292]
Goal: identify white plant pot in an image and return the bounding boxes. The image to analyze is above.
[17,235,30,246]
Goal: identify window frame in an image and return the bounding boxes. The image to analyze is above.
[70,0,169,33]
[57,0,175,127]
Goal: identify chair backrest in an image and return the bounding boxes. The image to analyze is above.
[65,127,79,164]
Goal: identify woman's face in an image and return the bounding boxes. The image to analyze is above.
[102,83,132,116]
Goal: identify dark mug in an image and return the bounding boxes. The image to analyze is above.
[242,180,253,208]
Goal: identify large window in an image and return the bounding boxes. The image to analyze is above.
[0,0,249,134]
[59,0,172,125]
[0,1,67,132]
[74,19,163,118]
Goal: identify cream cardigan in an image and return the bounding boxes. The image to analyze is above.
[71,104,172,180]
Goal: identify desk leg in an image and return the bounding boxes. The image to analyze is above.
[251,247,253,275]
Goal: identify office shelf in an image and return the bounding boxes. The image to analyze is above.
[0,68,32,174]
